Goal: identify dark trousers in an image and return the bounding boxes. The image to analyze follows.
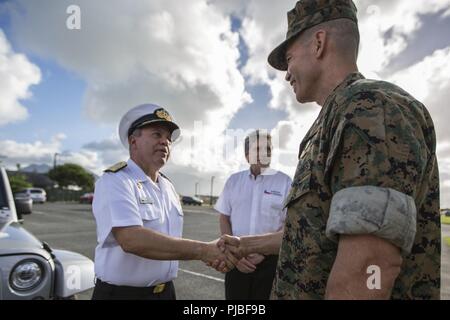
[91,279,176,300]
[225,255,278,300]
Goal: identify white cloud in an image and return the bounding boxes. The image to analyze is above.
[229,0,450,206]
[59,150,101,174]
[355,0,450,77]
[0,28,40,126]
[0,134,65,167]
[0,134,108,175]
[389,47,450,130]
[389,46,450,207]
[8,0,251,129]
[234,0,450,110]
[4,0,450,203]
[82,136,128,172]
[7,0,253,181]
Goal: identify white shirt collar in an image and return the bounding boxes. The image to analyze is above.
[127,159,148,182]
[127,159,169,191]
[247,167,277,179]
[127,158,164,185]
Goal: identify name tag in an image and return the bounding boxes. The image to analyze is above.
[264,190,282,197]
[139,196,153,205]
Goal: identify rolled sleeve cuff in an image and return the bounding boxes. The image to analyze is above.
[326,186,417,255]
[214,207,230,216]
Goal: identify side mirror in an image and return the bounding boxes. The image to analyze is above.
[14,195,33,216]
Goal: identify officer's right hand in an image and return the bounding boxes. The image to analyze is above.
[208,235,244,272]
[219,234,247,259]
[202,239,235,273]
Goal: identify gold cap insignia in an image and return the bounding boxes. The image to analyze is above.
[155,109,172,122]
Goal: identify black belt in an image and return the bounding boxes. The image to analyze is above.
[95,278,171,294]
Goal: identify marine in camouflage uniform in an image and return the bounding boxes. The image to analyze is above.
[267,0,440,299]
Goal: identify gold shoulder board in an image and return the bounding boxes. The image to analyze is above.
[104,161,127,173]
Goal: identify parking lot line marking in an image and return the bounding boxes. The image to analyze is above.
[183,209,217,216]
[179,268,224,283]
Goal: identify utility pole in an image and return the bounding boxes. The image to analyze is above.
[53,153,59,169]
[195,182,199,196]
[210,176,215,206]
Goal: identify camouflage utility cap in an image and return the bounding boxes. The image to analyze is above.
[268,0,358,71]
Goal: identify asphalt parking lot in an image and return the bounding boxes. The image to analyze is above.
[24,202,225,300]
[23,202,450,300]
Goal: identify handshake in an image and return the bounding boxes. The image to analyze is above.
[201,231,283,273]
[202,235,264,274]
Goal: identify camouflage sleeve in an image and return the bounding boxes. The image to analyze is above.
[324,91,428,253]
[326,186,417,254]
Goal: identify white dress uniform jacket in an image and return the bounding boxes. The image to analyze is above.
[92,159,183,287]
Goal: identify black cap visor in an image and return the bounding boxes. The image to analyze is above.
[128,114,180,137]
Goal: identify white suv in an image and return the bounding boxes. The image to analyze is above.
[17,188,47,203]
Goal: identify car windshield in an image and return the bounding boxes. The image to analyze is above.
[30,190,43,194]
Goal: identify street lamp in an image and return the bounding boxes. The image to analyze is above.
[195,182,199,196]
[210,176,215,206]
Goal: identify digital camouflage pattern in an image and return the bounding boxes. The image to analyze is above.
[326,185,418,255]
[268,0,358,71]
[272,72,441,299]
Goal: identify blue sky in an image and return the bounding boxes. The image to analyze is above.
[1,0,450,205]
[0,20,118,151]
[229,84,287,131]
[228,14,288,131]
[1,56,91,148]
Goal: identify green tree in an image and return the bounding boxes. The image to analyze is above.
[9,174,32,194]
[48,163,95,191]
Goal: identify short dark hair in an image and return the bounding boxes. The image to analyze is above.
[299,18,360,60]
[244,130,272,155]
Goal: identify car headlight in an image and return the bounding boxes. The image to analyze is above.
[10,260,43,291]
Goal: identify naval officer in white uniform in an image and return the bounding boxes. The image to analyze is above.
[92,103,230,300]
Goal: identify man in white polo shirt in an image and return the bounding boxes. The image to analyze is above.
[92,103,230,300]
[214,130,292,300]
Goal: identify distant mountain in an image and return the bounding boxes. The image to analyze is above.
[22,164,52,174]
